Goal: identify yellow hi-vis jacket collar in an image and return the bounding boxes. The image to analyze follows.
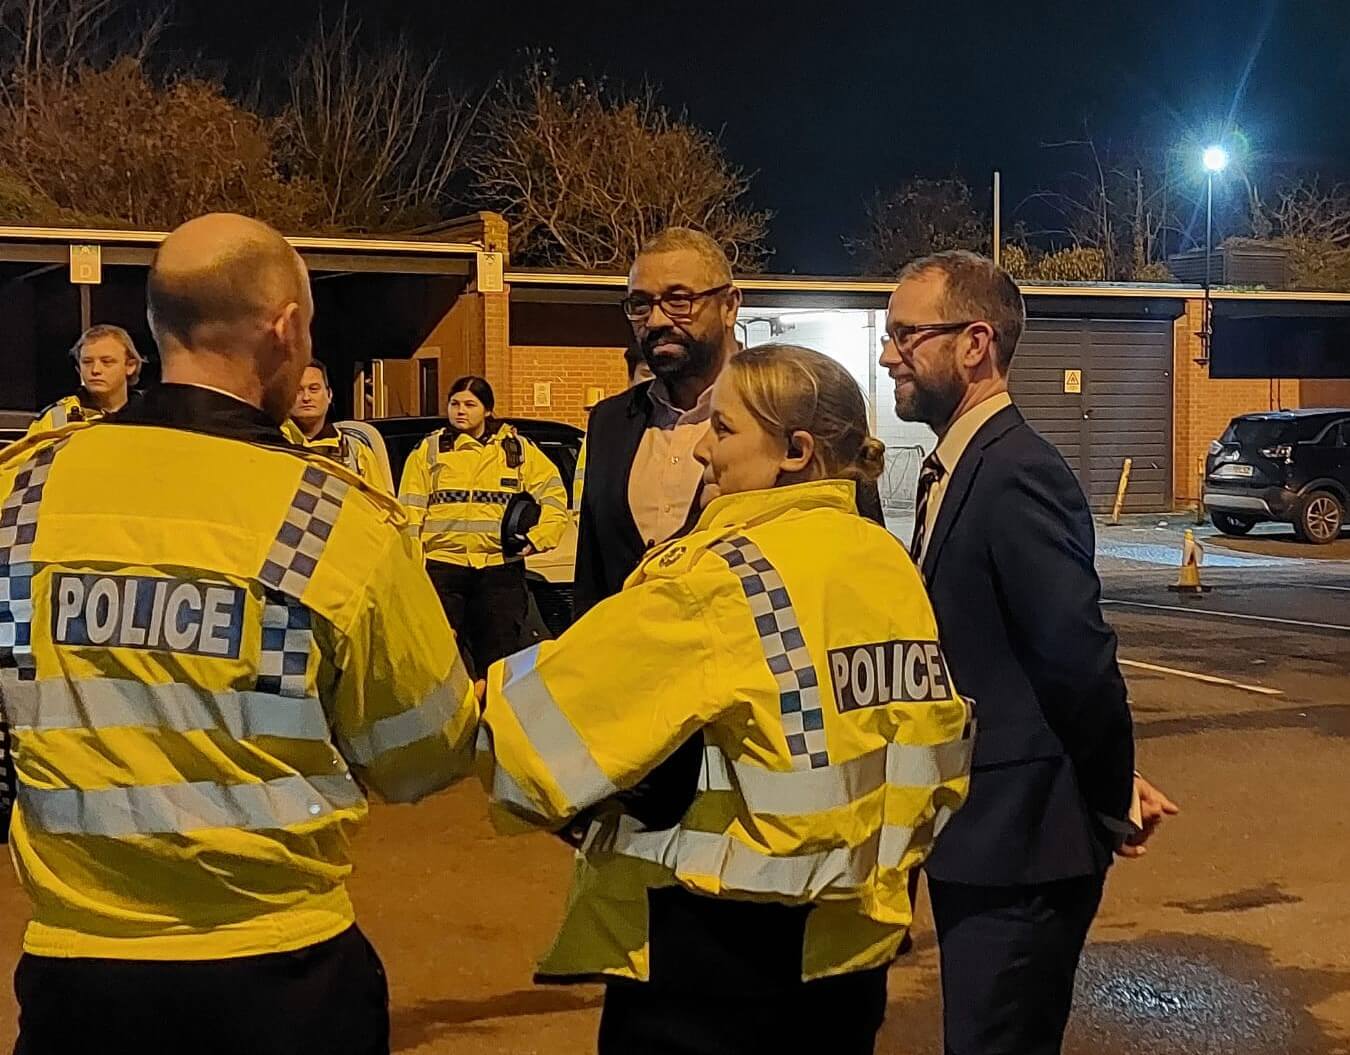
[479,476,973,984]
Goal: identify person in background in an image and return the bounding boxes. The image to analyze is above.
[398,375,568,676]
[574,228,884,621]
[881,249,1178,1055]
[283,359,389,489]
[27,324,144,433]
[478,343,973,1055]
[0,212,477,1055]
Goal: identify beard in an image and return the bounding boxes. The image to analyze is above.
[640,327,719,383]
[894,355,965,430]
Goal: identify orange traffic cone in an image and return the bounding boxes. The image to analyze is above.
[1168,529,1212,594]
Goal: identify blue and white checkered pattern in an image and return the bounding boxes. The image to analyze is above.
[0,441,64,843]
[258,590,313,697]
[260,465,348,600]
[0,442,64,681]
[712,536,829,771]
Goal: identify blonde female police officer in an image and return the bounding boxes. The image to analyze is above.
[398,376,568,675]
[477,344,974,1055]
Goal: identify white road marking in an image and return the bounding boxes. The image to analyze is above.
[1118,658,1284,697]
[1102,598,1350,633]
[1300,584,1350,592]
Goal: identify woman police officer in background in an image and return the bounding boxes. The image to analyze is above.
[399,376,568,675]
[476,344,974,1055]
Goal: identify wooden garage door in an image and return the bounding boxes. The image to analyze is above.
[1010,319,1173,513]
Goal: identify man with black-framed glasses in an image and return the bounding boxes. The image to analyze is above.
[573,227,743,619]
[881,250,1177,1055]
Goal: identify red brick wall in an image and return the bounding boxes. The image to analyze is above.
[1172,299,1298,504]
[1299,378,1350,407]
[506,345,629,428]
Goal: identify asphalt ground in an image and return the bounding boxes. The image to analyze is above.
[1,518,1347,1053]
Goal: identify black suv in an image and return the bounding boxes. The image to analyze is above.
[1204,409,1349,544]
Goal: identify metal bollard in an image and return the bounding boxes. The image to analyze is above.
[1109,458,1133,525]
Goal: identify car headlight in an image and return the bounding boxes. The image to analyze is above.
[1208,440,1223,456]
[1260,444,1293,461]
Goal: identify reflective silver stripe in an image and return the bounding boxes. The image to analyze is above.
[538,475,564,495]
[5,678,330,742]
[726,738,972,817]
[340,661,472,767]
[540,496,568,512]
[699,743,734,793]
[20,773,365,837]
[51,404,68,428]
[401,493,428,510]
[604,815,920,899]
[500,644,619,812]
[423,518,503,535]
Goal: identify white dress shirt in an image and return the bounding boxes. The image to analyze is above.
[917,391,1013,564]
[627,381,713,546]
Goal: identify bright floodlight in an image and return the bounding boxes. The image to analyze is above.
[1202,145,1230,173]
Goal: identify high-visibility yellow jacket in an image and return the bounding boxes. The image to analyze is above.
[572,435,587,513]
[26,394,102,435]
[0,422,477,961]
[480,479,973,984]
[283,419,391,493]
[398,423,569,569]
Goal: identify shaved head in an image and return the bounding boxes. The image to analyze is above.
[148,213,306,347]
[147,213,314,423]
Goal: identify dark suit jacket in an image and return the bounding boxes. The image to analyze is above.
[573,379,885,619]
[922,403,1135,885]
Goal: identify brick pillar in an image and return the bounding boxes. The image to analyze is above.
[1172,297,1302,506]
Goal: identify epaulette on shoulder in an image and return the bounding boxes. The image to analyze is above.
[1,418,93,467]
[293,447,408,525]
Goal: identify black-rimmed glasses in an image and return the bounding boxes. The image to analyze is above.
[622,284,732,322]
[881,320,983,348]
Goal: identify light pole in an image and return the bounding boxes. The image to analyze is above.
[1200,145,1229,365]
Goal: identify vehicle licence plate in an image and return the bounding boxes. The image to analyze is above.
[1229,464,1254,477]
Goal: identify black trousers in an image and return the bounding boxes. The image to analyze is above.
[13,925,389,1055]
[599,969,888,1055]
[929,874,1105,1055]
[427,559,532,677]
[596,888,889,1055]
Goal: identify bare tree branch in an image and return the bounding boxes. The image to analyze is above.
[472,62,770,270]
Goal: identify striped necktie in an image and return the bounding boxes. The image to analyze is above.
[910,450,946,561]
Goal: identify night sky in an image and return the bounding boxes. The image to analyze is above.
[159,0,1350,273]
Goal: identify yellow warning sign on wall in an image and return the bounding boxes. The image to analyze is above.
[69,245,102,285]
[1063,368,1082,394]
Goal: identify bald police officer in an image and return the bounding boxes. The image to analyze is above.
[0,214,476,1055]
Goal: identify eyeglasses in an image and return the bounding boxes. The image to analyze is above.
[622,284,732,322]
[880,320,984,348]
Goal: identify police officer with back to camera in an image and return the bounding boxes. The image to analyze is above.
[26,323,146,434]
[398,375,569,676]
[0,213,478,1055]
[478,344,975,1055]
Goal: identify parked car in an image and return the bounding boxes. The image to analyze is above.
[1204,409,1349,544]
[365,415,584,635]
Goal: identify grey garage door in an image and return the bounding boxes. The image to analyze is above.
[1009,319,1173,513]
